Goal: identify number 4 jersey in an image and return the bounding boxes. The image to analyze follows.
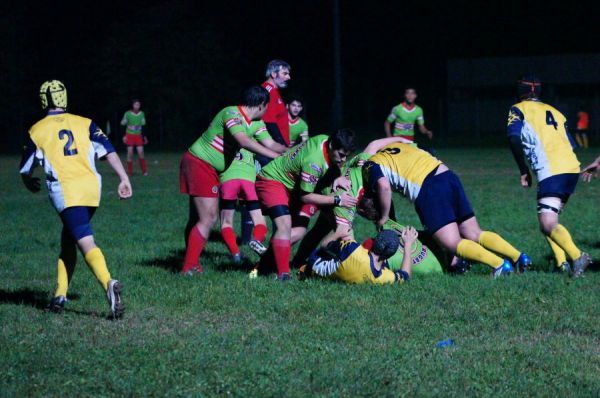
[20,110,115,212]
[507,100,580,181]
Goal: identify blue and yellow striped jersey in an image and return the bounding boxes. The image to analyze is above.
[366,143,441,202]
[20,111,115,212]
[507,100,580,181]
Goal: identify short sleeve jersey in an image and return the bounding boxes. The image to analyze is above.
[288,116,309,147]
[507,100,580,181]
[366,143,441,202]
[121,110,146,135]
[220,121,270,183]
[20,111,115,212]
[259,134,331,193]
[386,103,424,139]
[188,106,256,173]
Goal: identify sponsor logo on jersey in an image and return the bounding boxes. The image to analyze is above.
[412,246,427,265]
[310,163,323,174]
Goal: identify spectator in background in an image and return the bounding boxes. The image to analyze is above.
[121,99,148,176]
[574,107,590,149]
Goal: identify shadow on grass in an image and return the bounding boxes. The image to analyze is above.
[140,247,254,274]
[0,288,80,309]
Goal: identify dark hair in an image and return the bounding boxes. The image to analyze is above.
[286,95,304,106]
[404,87,417,93]
[329,128,357,152]
[517,74,541,100]
[357,196,380,221]
[241,86,270,107]
[371,230,400,260]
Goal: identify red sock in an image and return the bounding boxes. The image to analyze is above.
[182,227,206,272]
[140,159,147,174]
[272,238,291,277]
[221,227,239,255]
[127,161,133,176]
[252,224,268,243]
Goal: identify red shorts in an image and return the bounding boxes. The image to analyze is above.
[256,176,319,220]
[125,133,145,147]
[179,151,220,198]
[220,179,258,201]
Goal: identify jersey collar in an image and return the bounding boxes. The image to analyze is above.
[48,110,66,115]
[368,252,383,277]
[237,106,252,125]
[289,114,300,124]
[401,102,416,111]
[322,139,331,167]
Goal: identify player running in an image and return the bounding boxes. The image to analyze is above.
[305,227,416,284]
[254,130,358,280]
[287,96,309,147]
[20,80,132,318]
[363,142,532,277]
[507,75,591,276]
[384,87,433,143]
[219,121,287,262]
[121,99,148,176]
[180,86,281,275]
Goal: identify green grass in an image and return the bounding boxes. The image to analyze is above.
[1,149,599,397]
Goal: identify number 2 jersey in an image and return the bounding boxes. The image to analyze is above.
[507,100,580,181]
[19,110,116,212]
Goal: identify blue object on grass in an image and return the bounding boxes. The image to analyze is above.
[436,339,455,348]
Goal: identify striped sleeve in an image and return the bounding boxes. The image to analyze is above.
[19,135,38,175]
[225,117,245,135]
[507,106,524,138]
[386,107,397,123]
[299,162,320,193]
[89,121,115,157]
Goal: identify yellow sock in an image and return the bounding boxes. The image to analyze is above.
[575,133,584,147]
[549,224,581,261]
[54,246,77,298]
[582,134,589,149]
[479,231,521,262]
[457,239,504,269]
[545,236,567,266]
[84,248,111,291]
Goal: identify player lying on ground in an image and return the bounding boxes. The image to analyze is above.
[218,121,287,262]
[121,99,148,176]
[287,95,309,147]
[180,86,281,275]
[20,80,132,318]
[254,130,358,280]
[303,227,417,284]
[363,142,532,277]
[507,75,591,276]
[582,154,600,182]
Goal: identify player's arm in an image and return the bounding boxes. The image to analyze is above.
[376,177,393,229]
[418,124,433,139]
[398,226,418,279]
[506,106,531,187]
[582,154,600,183]
[141,112,146,126]
[384,108,396,137]
[320,224,353,249]
[19,136,41,193]
[120,113,128,126]
[363,137,411,155]
[89,122,132,199]
[233,132,280,159]
[301,191,356,207]
[260,137,288,154]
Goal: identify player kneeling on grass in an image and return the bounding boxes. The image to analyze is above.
[254,130,358,280]
[363,143,531,278]
[20,80,132,318]
[180,86,281,275]
[305,227,416,284]
[507,75,591,276]
[219,122,287,262]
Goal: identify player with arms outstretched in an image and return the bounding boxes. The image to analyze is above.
[287,96,309,147]
[507,75,591,276]
[20,80,132,318]
[180,86,281,275]
[363,142,531,277]
[384,87,433,143]
[121,99,148,176]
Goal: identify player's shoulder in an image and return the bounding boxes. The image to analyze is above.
[299,117,308,127]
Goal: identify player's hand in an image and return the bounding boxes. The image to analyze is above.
[400,226,418,247]
[337,226,353,241]
[426,130,433,140]
[22,175,41,193]
[333,176,351,192]
[520,173,532,188]
[118,179,132,199]
[582,166,598,183]
[122,135,127,144]
[143,136,149,145]
[339,193,357,208]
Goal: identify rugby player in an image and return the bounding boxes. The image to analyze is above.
[287,96,309,147]
[180,86,281,275]
[121,99,148,176]
[255,130,358,280]
[20,80,132,318]
[363,143,532,277]
[384,87,433,143]
[507,75,591,276]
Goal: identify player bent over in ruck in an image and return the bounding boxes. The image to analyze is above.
[507,75,591,276]
[20,80,132,318]
[363,143,532,277]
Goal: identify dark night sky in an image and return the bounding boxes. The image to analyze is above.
[2,1,599,150]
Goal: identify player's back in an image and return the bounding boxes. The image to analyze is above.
[510,100,580,179]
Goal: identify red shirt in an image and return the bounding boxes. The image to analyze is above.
[262,81,290,145]
[577,111,589,130]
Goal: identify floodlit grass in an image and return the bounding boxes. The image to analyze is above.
[1,149,599,397]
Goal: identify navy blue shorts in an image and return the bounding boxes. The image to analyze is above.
[537,173,579,202]
[59,206,96,241]
[414,171,474,233]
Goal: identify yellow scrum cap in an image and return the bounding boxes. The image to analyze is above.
[39,80,67,109]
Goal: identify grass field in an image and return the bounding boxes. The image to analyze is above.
[1,149,599,397]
